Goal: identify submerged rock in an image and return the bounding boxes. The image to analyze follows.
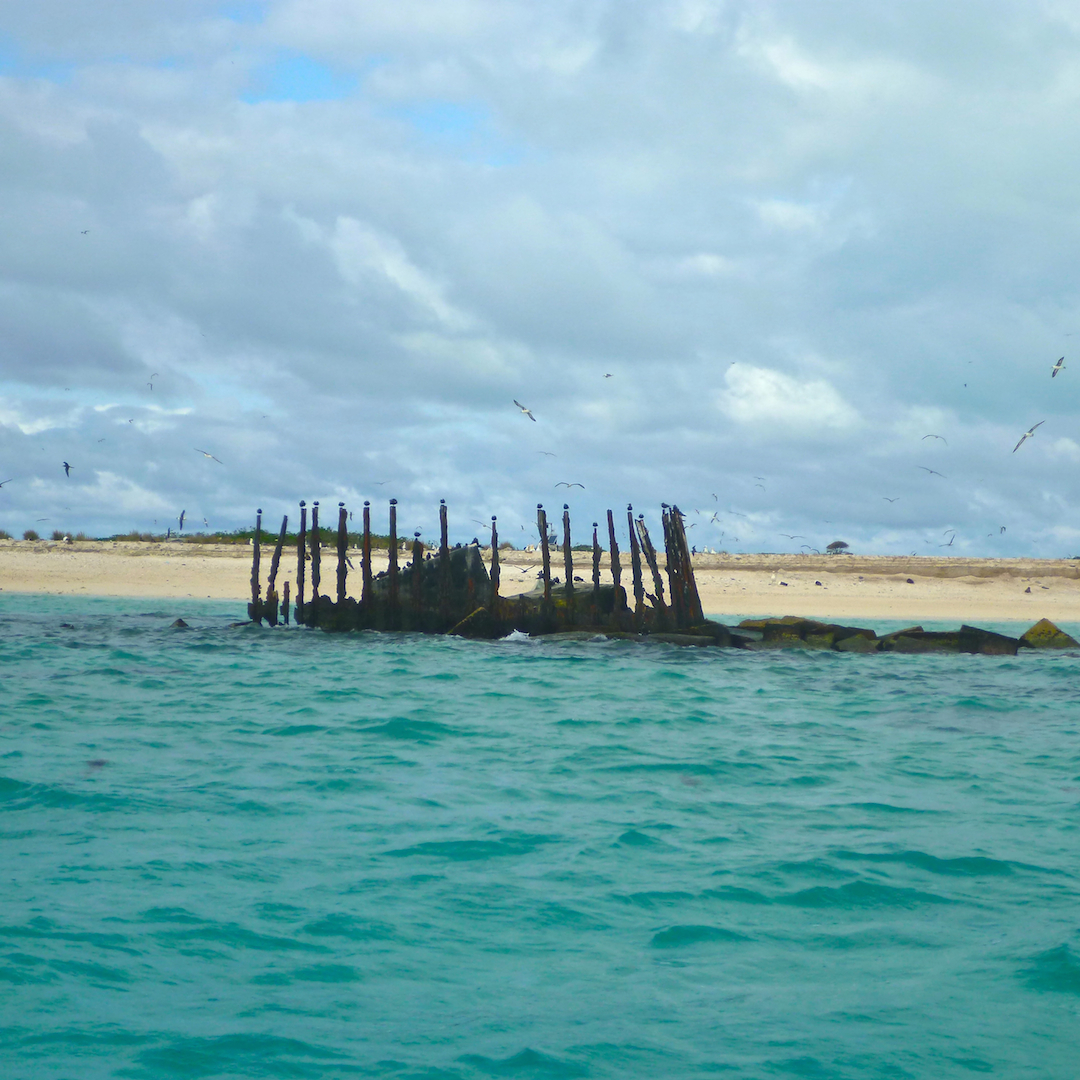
[1019,618,1079,649]
[736,616,877,651]
[879,625,1018,656]
[447,606,500,639]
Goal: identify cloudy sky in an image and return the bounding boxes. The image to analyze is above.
[3,0,1080,556]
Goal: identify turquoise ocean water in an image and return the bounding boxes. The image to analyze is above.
[2,594,1078,1079]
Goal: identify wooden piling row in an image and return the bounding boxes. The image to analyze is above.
[246,494,706,640]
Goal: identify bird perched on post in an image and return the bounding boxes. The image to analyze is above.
[513,400,536,421]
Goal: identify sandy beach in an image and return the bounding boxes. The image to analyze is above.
[2,539,1079,624]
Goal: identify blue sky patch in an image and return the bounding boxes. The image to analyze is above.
[243,53,358,104]
[0,37,74,84]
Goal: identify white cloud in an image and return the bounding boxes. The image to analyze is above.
[330,216,474,331]
[717,364,860,433]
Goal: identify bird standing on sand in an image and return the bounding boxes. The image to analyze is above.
[62,462,71,477]
[1052,356,1065,378]
[513,400,536,421]
[1012,421,1045,452]
[194,448,224,463]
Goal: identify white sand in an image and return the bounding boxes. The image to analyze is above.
[1,540,1078,623]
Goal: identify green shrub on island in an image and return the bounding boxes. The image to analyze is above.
[0,529,10,540]
[23,529,39,541]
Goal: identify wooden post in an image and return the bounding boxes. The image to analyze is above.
[266,514,288,626]
[296,501,307,622]
[388,499,399,622]
[627,504,645,619]
[267,514,288,593]
[661,506,686,628]
[310,501,321,600]
[562,504,574,623]
[438,499,450,620]
[249,508,262,624]
[489,516,500,610]
[362,501,373,605]
[537,504,552,605]
[282,580,290,625]
[636,514,668,623]
[607,509,623,611]
[411,531,424,617]
[336,502,348,605]
[671,505,704,624]
[591,521,601,616]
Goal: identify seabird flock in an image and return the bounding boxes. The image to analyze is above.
[509,349,1070,556]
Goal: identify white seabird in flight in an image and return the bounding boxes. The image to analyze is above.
[1052,356,1065,378]
[513,400,536,422]
[1012,421,1045,453]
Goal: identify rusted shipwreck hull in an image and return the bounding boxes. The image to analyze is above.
[247,498,720,641]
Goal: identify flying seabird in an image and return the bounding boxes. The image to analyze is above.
[918,466,946,477]
[922,434,948,444]
[513,400,536,421]
[780,534,805,540]
[1012,421,1045,452]
[536,451,556,457]
[555,482,584,489]
[62,462,71,477]
[883,497,899,503]
[179,510,186,530]
[194,448,224,463]
[1052,356,1065,378]
[0,479,12,488]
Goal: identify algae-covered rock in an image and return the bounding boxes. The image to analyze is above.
[648,633,717,647]
[834,633,879,653]
[686,621,733,647]
[959,625,1020,655]
[738,616,876,651]
[1019,618,1080,649]
[880,626,1018,656]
